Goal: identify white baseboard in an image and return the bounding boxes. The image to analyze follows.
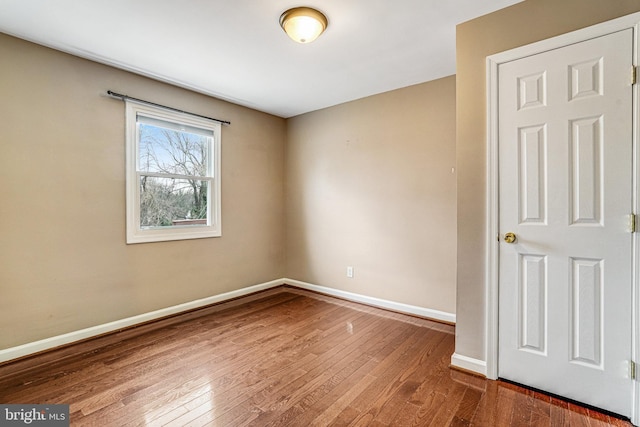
[450,352,487,377]
[283,278,456,324]
[1,277,456,364]
[0,279,285,364]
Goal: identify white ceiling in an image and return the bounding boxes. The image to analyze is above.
[0,0,521,118]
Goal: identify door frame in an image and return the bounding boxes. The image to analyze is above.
[485,12,640,423]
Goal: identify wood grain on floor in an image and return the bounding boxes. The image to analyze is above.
[0,287,632,426]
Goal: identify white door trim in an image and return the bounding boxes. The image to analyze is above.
[485,11,640,424]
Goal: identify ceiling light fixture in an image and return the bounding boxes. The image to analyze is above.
[279,7,328,44]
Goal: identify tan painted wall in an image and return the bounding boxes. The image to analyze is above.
[455,0,640,361]
[286,76,457,313]
[0,34,286,349]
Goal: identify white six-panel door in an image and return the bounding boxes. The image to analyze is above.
[498,29,634,416]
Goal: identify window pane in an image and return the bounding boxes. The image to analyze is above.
[137,115,214,138]
[139,176,209,228]
[138,123,210,177]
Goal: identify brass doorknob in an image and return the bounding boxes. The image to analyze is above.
[504,232,517,243]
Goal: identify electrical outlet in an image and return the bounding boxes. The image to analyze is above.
[346,266,354,278]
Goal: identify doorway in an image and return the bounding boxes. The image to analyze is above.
[486,14,640,422]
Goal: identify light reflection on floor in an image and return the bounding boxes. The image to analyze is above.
[346,321,354,334]
[144,381,213,425]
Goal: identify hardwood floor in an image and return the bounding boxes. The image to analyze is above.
[0,286,633,426]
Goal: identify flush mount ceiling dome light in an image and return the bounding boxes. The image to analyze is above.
[279,7,328,44]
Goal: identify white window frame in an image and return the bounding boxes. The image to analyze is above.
[125,100,221,244]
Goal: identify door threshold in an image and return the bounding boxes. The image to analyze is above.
[498,377,630,423]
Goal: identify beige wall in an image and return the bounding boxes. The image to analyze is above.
[286,76,457,313]
[455,0,640,361]
[0,34,286,349]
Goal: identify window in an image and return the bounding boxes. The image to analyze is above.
[125,101,221,243]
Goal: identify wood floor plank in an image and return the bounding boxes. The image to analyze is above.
[0,287,633,427]
[511,391,533,426]
[330,405,363,426]
[249,353,375,427]
[346,327,434,411]
[244,318,408,425]
[493,385,519,426]
[469,379,500,426]
[453,387,483,425]
[390,401,422,426]
[366,330,450,424]
[550,395,571,426]
[0,293,304,404]
[307,373,379,426]
[116,340,318,425]
[194,302,401,425]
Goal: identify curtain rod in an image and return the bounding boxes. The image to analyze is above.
[106,90,231,126]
